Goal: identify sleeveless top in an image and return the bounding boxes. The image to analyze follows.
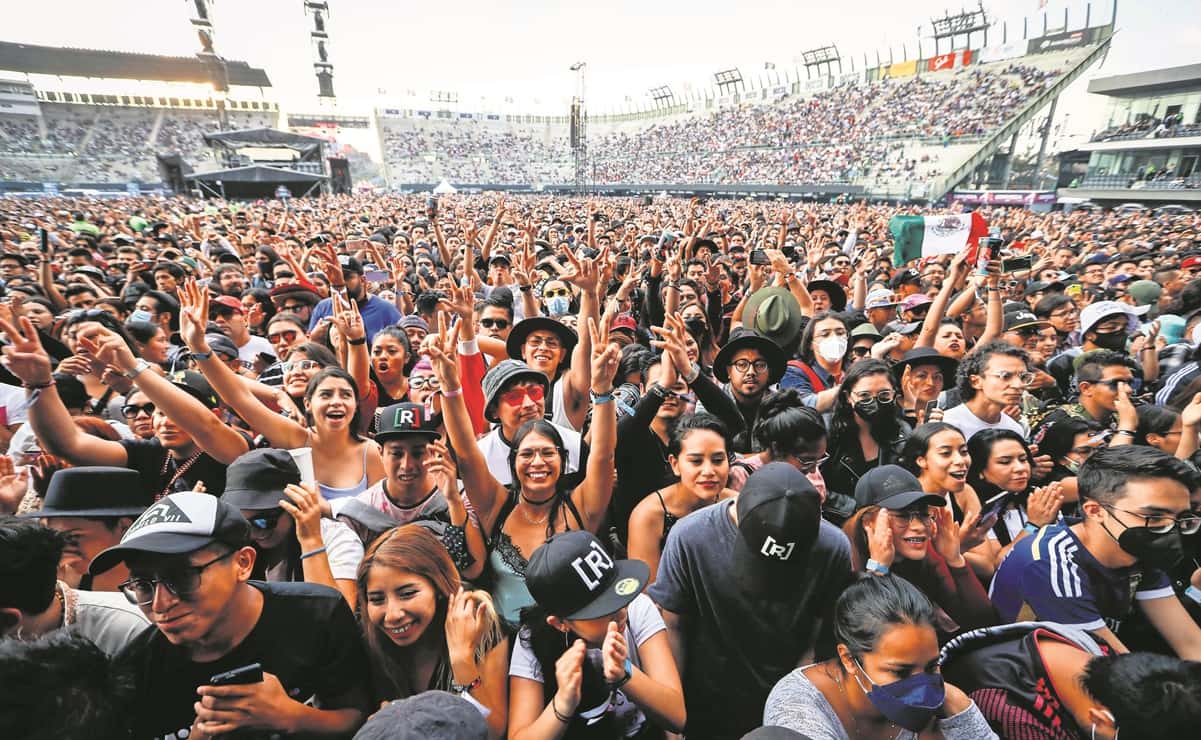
[488,487,585,626]
[317,443,371,501]
[654,490,679,548]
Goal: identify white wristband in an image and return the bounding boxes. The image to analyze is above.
[458,338,479,356]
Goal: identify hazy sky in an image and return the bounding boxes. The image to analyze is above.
[5,0,1201,140]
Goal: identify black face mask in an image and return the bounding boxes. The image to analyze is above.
[854,397,895,421]
[1113,523,1185,570]
[1091,330,1127,352]
[683,317,707,337]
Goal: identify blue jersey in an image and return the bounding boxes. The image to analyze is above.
[989,524,1173,633]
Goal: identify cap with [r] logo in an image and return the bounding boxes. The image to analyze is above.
[375,402,440,442]
[525,530,649,620]
[732,462,821,598]
[88,491,251,574]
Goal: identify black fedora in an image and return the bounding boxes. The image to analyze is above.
[505,317,578,366]
[806,279,847,311]
[891,347,959,384]
[20,467,147,519]
[713,328,787,384]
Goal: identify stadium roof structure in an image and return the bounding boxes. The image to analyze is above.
[1088,63,1201,98]
[0,41,271,87]
[203,128,326,156]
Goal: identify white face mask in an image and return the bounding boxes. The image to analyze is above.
[816,335,848,362]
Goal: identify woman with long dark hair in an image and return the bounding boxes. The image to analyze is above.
[509,530,684,739]
[788,311,850,396]
[821,359,911,502]
[728,388,829,502]
[964,428,1066,580]
[359,525,509,738]
[428,317,621,625]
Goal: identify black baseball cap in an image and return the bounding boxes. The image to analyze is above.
[854,465,946,511]
[731,462,821,598]
[375,402,440,442]
[525,530,649,620]
[222,448,301,511]
[1003,310,1049,333]
[167,369,220,409]
[89,491,251,574]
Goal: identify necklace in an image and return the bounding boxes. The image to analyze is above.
[517,498,551,526]
[832,665,903,740]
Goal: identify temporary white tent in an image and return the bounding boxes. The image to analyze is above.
[432,180,457,194]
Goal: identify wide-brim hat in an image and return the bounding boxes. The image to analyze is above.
[891,347,959,384]
[505,317,578,365]
[743,288,804,351]
[20,466,146,519]
[713,328,787,384]
[269,283,321,308]
[806,280,847,311]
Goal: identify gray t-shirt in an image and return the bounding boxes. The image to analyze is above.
[647,500,853,740]
[72,588,151,656]
[764,667,998,740]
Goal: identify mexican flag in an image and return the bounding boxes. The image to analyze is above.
[890,212,989,266]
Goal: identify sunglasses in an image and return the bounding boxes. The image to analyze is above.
[479,318,510,330]
[248,508,286,531]
[282,359,321,373]
[121,402,156,418]
[268,329,300,345]
[499,384,545,407]
[543,288,571,299]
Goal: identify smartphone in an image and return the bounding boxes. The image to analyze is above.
[364,270,389,283]
[1001,255,1033,273]
[924,399,939,419]
[209,663,263,686]
[1065,283,1083,298]
[750,249,770,266]
[39,228,49,254]
[980,491,1010,522]
[426,196,438,219]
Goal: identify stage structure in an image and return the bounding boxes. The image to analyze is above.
[187,0,231,128]
[186,128,329,198]
[304,1,336,99]
[570,61,588,194]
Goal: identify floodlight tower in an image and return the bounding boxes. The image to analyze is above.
[187,0,229,129]
[930,2,990,55]
[304,1,336,101]
[801,46,842,79]
[569,62,588,194]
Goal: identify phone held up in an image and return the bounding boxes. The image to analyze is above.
[210,662,263,686]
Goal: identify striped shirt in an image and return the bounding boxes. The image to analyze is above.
[989,524,1173,633]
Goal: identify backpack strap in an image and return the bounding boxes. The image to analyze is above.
[788,359,827,392]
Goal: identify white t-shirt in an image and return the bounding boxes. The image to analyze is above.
[509,593,665,737]
[237,334,276,371]
[476,421,582,487]
[942,402,1026,442]
[0,383,28,428]
[319,517,364,581]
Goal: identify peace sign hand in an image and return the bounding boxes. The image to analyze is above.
[0,315,53,386]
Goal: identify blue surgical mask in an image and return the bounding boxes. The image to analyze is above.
[546,296,570,316]
[852,658,945,733]
[130,309,154,323]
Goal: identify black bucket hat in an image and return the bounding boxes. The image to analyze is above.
[713,328,787,384]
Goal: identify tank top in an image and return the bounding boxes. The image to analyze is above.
[655,490,679,548]
[317,443,371,501]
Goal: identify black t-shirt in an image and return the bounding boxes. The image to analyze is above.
[113,580,369,740]
[120,438,235,502]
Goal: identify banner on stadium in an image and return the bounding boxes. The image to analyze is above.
[950,190,1058,206]
[804,78,828,92]
[926,50,972,72]
[772,86,789,97]
[839,72,862,87]
[887,60,918,78]
[1027,28,1096,54]
[977,42,1026,64]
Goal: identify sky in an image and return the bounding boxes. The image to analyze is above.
[5,0,1201,144]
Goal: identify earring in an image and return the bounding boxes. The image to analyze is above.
[564,629,569,648]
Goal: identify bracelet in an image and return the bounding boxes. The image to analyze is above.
[191,350,213,361]
[1023,522,1041,536]
[300,546,327,560]
[124,359,152,380]
[519,284,532,292]
[590,391,614,404]
[608,658,634,689]
[683,362,701,384]
[347,337,366,346]
[442,387,463,398]
[1186,585,1201,605]
[865,558,890,576]
[552,699,572,723]
[22,378,55,390]
[1115,429,1136,437]
[450,676,482,694]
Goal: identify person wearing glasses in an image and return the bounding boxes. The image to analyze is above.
[256,312,310,387]
[728,389,830,503]
[209,295,275,374]
[93,491,370,740]
[475,296,514,348]
[121,388,157,440]
[1038,351,1139,444]
[1045,301,1149,399]
[843,466,996,641]
[942,341,1032,442]
[991,446,1201,659]
[704,327,785,454]
[821,359,911,502]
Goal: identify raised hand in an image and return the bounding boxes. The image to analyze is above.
[602,620,630,684]
[177,279,212,353]
[329,292,365,344]
[553,639,587,717]
[931,505,966,568]
[588,317,620,393]
[444,588,489,668]
[864,508,896,570]
[650,313,692,381]
[423,313,462,391]
[1025,483,1064,528]
[0,315,53,386]
[0,455,29,515]
[279,482,324,548]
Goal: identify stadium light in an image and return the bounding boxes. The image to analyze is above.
[800,45,842,78]
[648,85,676,107]
[930,2,989,54]
[714,68,743,94]
[429,90,458,104]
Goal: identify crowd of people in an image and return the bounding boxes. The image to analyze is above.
[2,191,1201,740]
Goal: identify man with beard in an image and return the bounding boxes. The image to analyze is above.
[700,328,785,454]
[0,317,249,500]
[307,253,400,344]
